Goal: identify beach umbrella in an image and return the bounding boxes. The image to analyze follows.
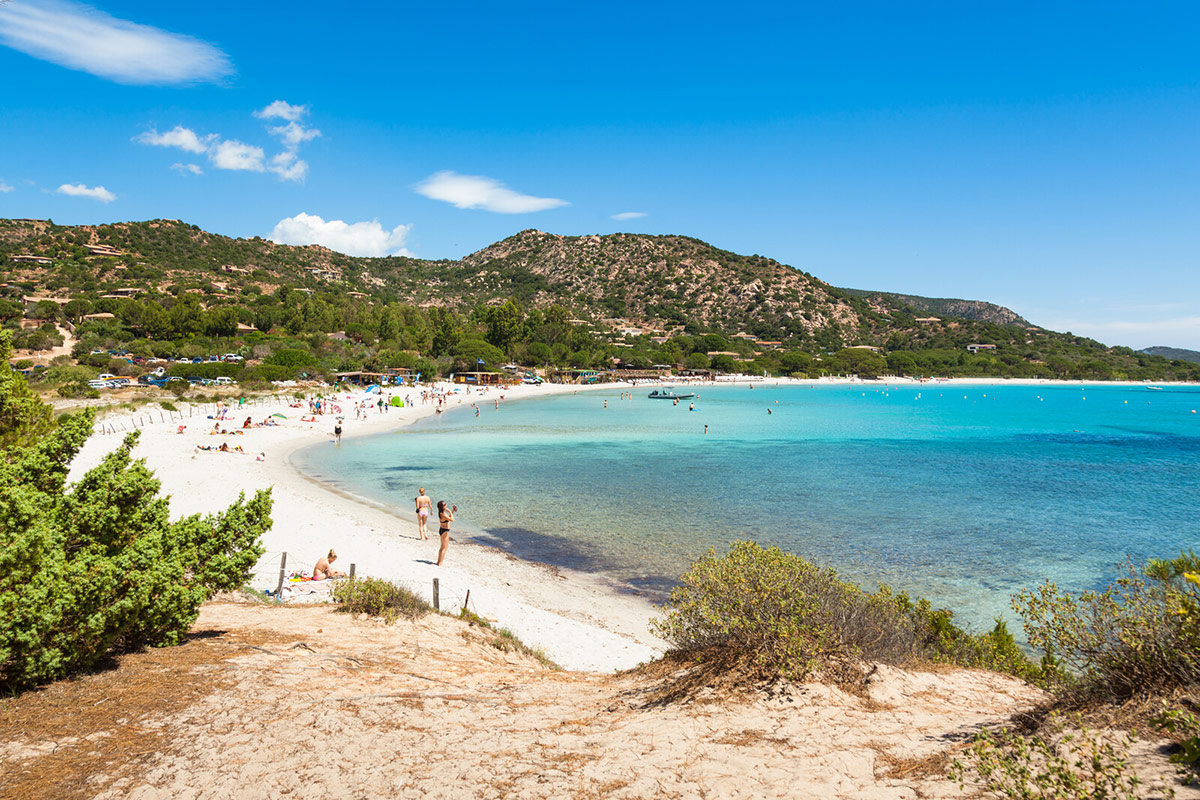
[390,396,403,407]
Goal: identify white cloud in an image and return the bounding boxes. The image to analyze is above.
[268,152,308,182]
[611,211,646,220]
[170,162,203,175]
[135,125,214,154]
[0,180,13,193]
[415,171,568,214]
[134,103,316,182]
[0,0,232,85]
[269,121,321,151]
[269,213,413,258]
[57,183,115,202]
[210,140,265,172]
[254,100,308,122]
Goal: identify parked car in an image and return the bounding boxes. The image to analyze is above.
[87,379,107,389]
[214,376,235,385]
[191,357,203,364]
[186,376,203,385]
[97,373,115,380]
[222,353,244,362]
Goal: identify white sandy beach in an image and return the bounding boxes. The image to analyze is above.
[67,379,671,673]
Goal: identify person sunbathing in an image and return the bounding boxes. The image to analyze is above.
[313,550,345,580]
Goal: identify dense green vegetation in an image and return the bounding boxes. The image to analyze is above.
[651,541,1044,684]
[0,331,272,691]
[4,217,1199,384]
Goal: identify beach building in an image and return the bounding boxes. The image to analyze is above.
[846,345,882,352]
[334,368,414,386]
[547,368,604,384]
[914,317,941,323]
[451,371,508,386]
[85,244,123,257]
[966,344,997,354]
[10,254,53,265]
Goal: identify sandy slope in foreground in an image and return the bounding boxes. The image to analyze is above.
[0,601,1049,800]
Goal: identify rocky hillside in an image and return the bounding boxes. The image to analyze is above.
[458,229,872,337]
[843,289,1030,326]
[0,218,1042,348]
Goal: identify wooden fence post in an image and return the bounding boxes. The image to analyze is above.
[275,552,287,597]
[432,577,440,610]
[462,589,470,612]
[349,563,356,580]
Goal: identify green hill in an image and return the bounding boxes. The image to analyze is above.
[1138,346,1200,365]
[2,217,1197,385]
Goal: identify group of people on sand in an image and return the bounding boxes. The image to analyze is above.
[414,487,456,566]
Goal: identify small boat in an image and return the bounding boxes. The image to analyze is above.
[647,388,695,400]
[1147,386,1164,391]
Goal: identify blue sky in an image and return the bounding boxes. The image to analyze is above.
[1,1,1198,348]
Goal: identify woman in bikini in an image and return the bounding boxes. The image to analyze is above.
[313,549,344,580]
[436,500,456,567]
[415,487,432,541]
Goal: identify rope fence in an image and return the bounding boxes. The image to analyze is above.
[249,549,474,613]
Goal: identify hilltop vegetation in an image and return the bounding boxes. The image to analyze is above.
[2,217,1198,385]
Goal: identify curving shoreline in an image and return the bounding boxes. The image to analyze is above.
[63,375,1199,672]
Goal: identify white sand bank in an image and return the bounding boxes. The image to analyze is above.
[67,380,665,673]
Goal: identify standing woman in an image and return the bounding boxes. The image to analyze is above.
[414,487,432,541]
[436,500,456,566]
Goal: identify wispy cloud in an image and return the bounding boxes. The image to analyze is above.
[415,171,568,214]
[611,211,646,220]
[265,152,304,182]
[57,183,115,202]
[0,179,13,193]
[170,162,203,176]
[134,102,317,183]
[269,121,321,151]
[254,100,308,122]
[135,125,215,154]
[0,0,232,85]
[269,212,413,258]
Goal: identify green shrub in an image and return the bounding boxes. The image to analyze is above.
[56,380,100,399]
[331,576,431,623]
[1014,552,1200,698]
[0,333,272,690]
[653,541,1043,683]
[949,718,1142,800]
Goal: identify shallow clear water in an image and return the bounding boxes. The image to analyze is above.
[293,383,1200,632]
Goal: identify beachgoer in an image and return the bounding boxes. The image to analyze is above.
[219,442,230,452]
[313,549,345,580]
[415,487,432,541]
[436,500,456,566]
[243,416,252,429]
[334,422,343,443]
[704,424,709,435]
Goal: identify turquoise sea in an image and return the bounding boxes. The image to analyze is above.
[293,383,1200,632]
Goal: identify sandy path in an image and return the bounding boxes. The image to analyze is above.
[0,601,1061,800]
